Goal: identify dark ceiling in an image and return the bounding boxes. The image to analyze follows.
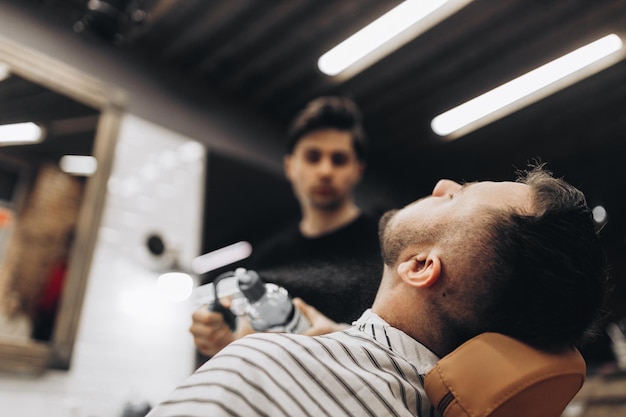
[5,0,626,362]
[1,1,624,210]
[3,0,626,230]
[9,0,626,204]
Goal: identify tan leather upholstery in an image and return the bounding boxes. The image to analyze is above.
[423,332,586,417]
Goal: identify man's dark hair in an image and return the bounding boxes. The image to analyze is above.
[479,165,609,350]
[286,96,368,162]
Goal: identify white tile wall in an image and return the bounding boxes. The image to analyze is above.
[0,114,205,417]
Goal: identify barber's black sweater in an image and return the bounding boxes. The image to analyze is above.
[246,214,383,324]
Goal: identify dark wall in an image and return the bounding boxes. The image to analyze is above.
[200,151,300,282]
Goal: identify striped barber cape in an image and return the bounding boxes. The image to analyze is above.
[147,310,441,417]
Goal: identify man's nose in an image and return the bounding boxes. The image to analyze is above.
[432,179,461,197]
[316,156,334,175]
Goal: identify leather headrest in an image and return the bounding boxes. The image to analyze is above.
[423,332,586,417]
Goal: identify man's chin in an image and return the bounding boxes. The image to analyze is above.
[311,198,342,211]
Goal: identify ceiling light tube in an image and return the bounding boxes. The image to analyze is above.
[318,0,473,80]
[60,155,98,176]
[432,34,624,138]
[0,122,44,144]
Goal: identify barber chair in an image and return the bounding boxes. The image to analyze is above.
[424,332,586,417]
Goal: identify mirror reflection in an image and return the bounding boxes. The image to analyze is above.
[0,38,124,374]
[0,72,99,346]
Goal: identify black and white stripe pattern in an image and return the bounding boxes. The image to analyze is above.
[148,310,440,417]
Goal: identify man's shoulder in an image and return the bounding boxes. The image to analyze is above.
[234,329,379,352]
[236,331,317,347]
[232,331,349,352]
[219,332,328,364]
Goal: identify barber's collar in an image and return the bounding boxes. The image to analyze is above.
[353,309,440,375]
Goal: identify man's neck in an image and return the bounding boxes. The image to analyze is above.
[299,203,361,238]
[372,277,447,358]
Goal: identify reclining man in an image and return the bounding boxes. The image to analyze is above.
[148,164,609,417]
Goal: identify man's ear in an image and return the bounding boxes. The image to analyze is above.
[397,254,441,288]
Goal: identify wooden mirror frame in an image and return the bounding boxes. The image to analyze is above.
[0,35,126,374]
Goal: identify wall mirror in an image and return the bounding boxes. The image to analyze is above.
[0,36,125,374]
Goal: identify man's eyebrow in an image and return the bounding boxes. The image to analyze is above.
[457,181,477,194]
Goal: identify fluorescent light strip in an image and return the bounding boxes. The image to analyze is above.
[191,241,253,274]
[0,122,44,144]
[432,34,624,138]
[318,0,473,80]
[60,155,98,176]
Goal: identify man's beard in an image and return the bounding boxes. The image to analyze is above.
[378,209,442,267]
[378,209,399,265]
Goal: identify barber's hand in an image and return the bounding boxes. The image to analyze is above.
[189,299,254,357]
[292,297,350,336]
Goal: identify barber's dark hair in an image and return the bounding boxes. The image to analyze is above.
[286,96,368,162]
[479,164,609,350]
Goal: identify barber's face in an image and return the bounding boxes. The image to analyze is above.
[380,179,533,265]
[284,129,363,211]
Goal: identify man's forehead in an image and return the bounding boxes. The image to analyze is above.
[465,181,534,213]
[296,130,355,151]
